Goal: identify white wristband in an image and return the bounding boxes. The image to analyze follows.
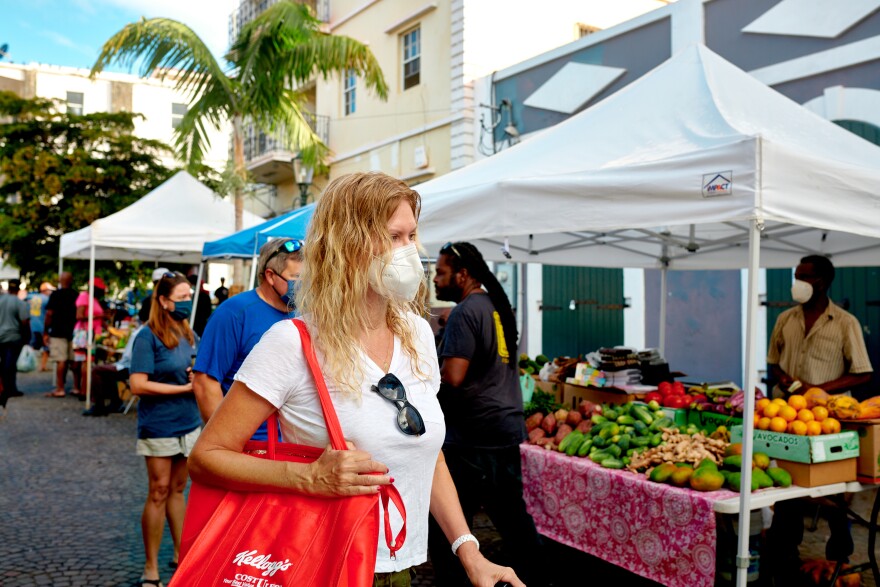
[450,533,479,557]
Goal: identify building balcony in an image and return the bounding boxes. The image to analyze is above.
[244,114,329,185]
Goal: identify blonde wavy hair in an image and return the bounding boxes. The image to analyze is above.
[298,172,430,395]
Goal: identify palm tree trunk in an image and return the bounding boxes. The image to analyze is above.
[232,114,245,287]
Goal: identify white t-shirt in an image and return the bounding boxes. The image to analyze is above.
[234,313,446,573]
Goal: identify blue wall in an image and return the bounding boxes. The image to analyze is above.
[645,270,743,385]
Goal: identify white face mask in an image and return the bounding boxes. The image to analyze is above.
[369,243,424,302]
[791,279,814,304]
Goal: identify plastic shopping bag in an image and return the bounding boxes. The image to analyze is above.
[17,345,37,373]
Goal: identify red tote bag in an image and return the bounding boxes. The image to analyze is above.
[170,319,406,587]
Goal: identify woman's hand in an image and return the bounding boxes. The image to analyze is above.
[305,444,391,497]
[458,545,525,587]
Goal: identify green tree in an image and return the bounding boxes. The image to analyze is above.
[90,1,388,232]
[0,91,174,282]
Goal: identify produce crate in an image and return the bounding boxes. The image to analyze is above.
[776,458,857,487]
[532,376,564,404]
[687,410,743,433]
[730,425,859,464]
[841,418,880,480]
[633,402,687,427]
[563,381,631,410]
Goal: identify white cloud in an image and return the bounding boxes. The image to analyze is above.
[40,30,96,57]
[99,0,238,62]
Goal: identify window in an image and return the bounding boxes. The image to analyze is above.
[66,92,84,116]
[402,27,420,90]
[171,103,188,129]
[343,69,357,115]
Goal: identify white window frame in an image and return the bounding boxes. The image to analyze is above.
[344,69,356,116]
[66,91,84,116]
[171,102,188,129]
[402,27,420,90]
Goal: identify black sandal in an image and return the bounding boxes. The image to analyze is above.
[138,578,163,587]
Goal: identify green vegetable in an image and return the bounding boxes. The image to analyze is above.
[601,458,624,469]
[632,406,654,426]
[616,415,635,425]
[523,390,563,417]
[576,438,593,457]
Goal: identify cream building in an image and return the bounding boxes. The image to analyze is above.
[0,62,231,172]
[238,0,670,208]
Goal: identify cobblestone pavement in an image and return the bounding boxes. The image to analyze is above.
[0,369,876,587]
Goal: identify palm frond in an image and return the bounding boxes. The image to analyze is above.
[90,18,233,105]
[173,79,235,170]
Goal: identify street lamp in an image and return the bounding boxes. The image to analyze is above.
[292,154,314,208]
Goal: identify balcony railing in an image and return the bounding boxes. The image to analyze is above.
[243,114,329,163]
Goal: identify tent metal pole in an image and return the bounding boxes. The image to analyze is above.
[190,262,204,330]
[735,218,762,587]
[659,265,668,357]
[519,263,528,355]
[249,254,259,290]
[85,239,95,410]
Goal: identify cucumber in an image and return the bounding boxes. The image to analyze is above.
[632,406,654,426]
[599,424,621,440]
[616,415,636,425]
[649,417,674,432]
[630,436,650,448]
[576,438,594,457]
[558,430,582,454]
[610,434,621,444]
[563,432,585,456]
[601,457,624,469]
[603,408,620,421]
[590,450,611,463]
[623,426,635,435]
[616,435,631,452]
[591,414,607,425]
[605,444,622,458]
[633,421,649,436]
[650,432,663,447]
[592,435,607,449]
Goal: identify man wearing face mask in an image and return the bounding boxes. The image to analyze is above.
[768,254,871,397]
[428,241,541,587]
[192,238,302,439]
[765,255,871,582]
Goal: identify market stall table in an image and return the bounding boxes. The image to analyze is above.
[521,444,880,587]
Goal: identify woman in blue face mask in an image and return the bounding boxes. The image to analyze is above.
[129,271,202,587]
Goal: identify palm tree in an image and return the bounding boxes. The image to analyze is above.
[91,1,388,231]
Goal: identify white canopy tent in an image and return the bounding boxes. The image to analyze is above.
[417,45,880,587]
[58,171,262,415]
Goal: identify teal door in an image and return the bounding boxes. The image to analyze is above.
[541,266,623,359]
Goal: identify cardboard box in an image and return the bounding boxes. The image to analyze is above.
[730,426,859,464]
[776,458,857,487]
[563,382,631,411]
[688,410,743,433]
[841,419,880,479]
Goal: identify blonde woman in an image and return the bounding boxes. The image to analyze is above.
[189,172,524,586]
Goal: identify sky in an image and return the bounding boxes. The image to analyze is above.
[1,0,237,71]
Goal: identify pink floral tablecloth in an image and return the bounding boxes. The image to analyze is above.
[521,444,738,587]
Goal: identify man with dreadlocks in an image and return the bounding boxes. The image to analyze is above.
[429,241,542,586]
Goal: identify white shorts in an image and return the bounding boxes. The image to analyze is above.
[136,426,201,458]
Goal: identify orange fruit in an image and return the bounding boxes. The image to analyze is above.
[763,403,781,419]
[756,417,771,430]
[778,405,798,423]
[769,417,788,433]
[788,420,808,435]
[756,398,771,413]
[787,395,807,411]
[811,406,829,422]
[771,398,788,407]
[821,418,841,434]
[805,421,823,436]
[796,409,815,423]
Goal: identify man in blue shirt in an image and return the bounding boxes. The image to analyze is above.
[193,238,302,440]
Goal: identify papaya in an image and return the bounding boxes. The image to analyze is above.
[827,395,862,420]
[752,452,770,470]
[648,462,677,483]
[727,471,742,492]
[722,455,743,471]
[767,467,792,488]
[803,387,830,409]
[696,457,718,471]
[859,396,880,420]
[670,465,694,487]
[689,467,725,492]
[753,468,774,489]
[724,442,743,457]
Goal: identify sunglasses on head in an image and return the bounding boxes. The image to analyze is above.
[441,242,462,258]
[162,271,184,280]
[271,239,304,258]
[371,373,426,436]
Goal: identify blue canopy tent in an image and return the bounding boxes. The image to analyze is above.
[201,203,316,288]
